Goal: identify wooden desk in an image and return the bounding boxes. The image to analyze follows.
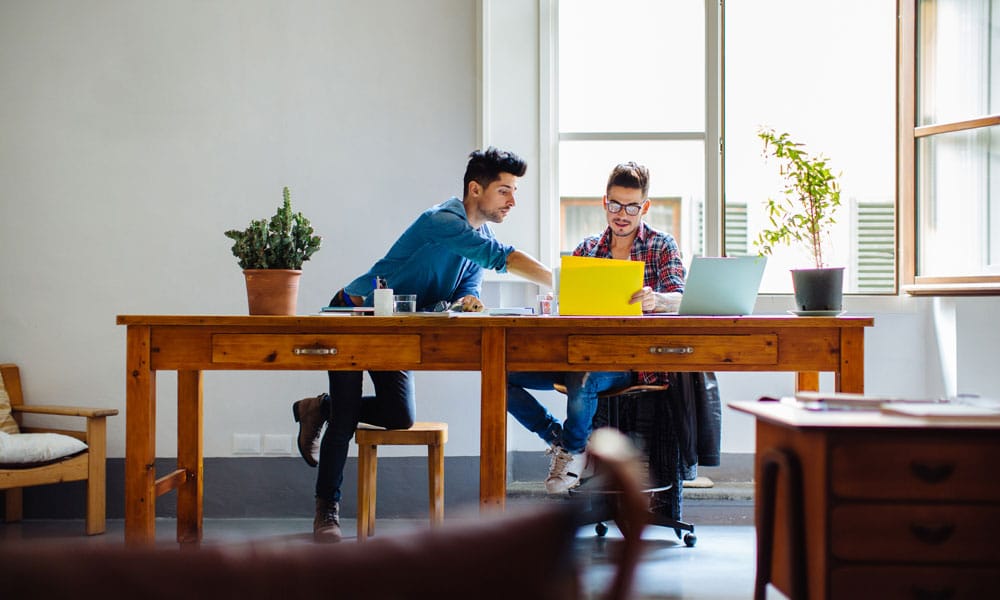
[730,401,1000,600]
[117,314,872,546]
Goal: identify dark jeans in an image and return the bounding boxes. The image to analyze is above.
[315,370,415,502]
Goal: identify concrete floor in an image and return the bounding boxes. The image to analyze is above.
[1,496,780,600]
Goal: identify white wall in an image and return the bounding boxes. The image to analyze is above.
[3,1,999,462]
[0,0,484,458]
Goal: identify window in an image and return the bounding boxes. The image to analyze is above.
[551,0,897,295]
[901,0,1000,295]
[556,0,708,259]
[723,0,897,294]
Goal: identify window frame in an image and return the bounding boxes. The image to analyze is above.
[899,0,1000,296]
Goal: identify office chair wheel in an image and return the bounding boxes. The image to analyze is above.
[595,522,609,537]
[683,532,697,547]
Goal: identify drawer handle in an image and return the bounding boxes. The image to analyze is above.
[649,346,694,355]
[293,347,338,356]
[910,462,954,484]
[909,522,955,545]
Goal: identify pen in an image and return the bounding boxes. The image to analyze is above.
[374,277,387,289]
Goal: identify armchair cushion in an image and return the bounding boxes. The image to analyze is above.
[0,431,87,467]
[0,378,18,434]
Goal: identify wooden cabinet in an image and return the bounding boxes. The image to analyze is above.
[829,431,1000,598]
[731,402,1000,600]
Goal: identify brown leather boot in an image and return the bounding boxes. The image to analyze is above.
[313,498,342,543]
[292,393,327,467]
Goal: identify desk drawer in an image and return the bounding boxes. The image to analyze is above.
[831,504,1000,563]
[567,334,777,367]
[832,566,1000,599]
[832,436,1000,501]
[212,334,421,368]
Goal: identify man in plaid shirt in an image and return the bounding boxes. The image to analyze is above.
[507,161,686,494]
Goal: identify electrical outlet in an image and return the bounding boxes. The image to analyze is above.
[233,433,261,455]
[262,433,293,455]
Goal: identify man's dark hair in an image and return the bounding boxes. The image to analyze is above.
[463,147,527,197]
[606,161,650,198]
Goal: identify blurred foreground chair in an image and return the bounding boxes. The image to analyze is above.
[0,427,646,600]
[0,363,118,535]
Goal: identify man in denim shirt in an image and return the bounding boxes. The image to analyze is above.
[506,162,685,494]
[294,147,552,542]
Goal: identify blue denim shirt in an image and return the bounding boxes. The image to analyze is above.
[343,197,514,309]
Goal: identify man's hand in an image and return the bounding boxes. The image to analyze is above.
[458,295,484,312]
[629,287,657,312]
[629,288,682,313]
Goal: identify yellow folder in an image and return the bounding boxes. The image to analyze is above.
[559,255,645,316]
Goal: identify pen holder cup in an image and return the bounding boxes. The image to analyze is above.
[374,288,394,316]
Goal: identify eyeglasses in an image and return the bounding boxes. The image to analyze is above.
[606,200,645,216]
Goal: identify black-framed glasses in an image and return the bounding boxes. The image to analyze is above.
[606,200,645,216]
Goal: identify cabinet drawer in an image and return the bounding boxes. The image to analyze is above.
[567,334,777,366]
[212,334,421,368]
[832,566,1000,599]
[831,504,1000,563]
[832,435,1000,500]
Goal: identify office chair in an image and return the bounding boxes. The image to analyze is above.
[557,381,697,547]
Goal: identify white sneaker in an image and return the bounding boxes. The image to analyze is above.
[544,445,585,494]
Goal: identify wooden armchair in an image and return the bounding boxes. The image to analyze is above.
[0,363,118,535]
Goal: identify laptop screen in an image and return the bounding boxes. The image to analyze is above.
[676,256,767,316]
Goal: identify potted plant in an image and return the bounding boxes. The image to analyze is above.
[754,127,844,313]
[224,187,322,315]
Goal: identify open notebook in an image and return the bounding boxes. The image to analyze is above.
[676,256,767,316]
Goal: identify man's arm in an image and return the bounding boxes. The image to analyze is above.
[630,231,686,313]
[505,249,553,289]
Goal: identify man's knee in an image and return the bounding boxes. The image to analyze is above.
[383,414,416,430]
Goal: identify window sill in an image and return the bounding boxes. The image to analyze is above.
[903,280,1000,297]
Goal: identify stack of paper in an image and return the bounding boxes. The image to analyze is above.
[881,402,1000,419]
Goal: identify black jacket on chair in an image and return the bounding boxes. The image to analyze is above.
[667,371,722,473]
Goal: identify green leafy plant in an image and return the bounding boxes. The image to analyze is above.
[224,187,322,270]
[754,128,841,268]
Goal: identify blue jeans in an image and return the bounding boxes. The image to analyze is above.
[316,370,415,503]
[506,371,632,454]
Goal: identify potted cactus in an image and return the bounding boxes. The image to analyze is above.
[754,128,844,313]
[224,187,322,315]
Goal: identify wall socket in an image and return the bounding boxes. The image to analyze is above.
[232,433,262,455]
[262,433,293,455]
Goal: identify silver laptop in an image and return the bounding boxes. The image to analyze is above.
[676,256,767,316]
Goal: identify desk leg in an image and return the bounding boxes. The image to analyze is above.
[125,325,157,546]
[795,372,819,392]
[480,327,506,511]
[177,370,203,545]
[837,327,865,393]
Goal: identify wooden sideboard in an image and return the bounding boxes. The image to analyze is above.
[731,401,1000,600]
[117,314,872,546]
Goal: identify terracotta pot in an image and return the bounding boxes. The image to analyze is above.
[242,269,301,315]
[790,267,844,311]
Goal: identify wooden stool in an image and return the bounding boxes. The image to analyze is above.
[355,421,447,542]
